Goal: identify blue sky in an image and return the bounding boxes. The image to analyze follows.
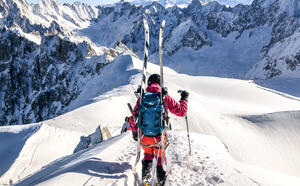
[26,0,120,6]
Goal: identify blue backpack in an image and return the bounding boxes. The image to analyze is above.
[138,92,163,136]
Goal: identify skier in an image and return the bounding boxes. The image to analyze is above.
[128,74,189,185]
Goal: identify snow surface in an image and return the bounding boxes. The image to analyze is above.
[11,132,300,186]
[1,54,300,185]
[0,123,83,184]
[255,78,300,98]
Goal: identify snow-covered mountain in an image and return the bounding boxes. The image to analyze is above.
[0,0,130,125]
[79,0,298,79]
[0,0,299,126]
[102,0,254,7]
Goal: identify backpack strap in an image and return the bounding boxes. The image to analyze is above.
[162,104,169,129]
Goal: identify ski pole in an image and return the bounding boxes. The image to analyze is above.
[178,90,192,156]
[185,114,192,156]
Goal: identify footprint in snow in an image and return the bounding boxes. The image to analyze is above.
[205,176,224,185]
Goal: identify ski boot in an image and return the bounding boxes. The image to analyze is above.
[156,165,166,186]
[142,160,152,185]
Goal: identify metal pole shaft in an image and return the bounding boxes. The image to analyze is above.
[185,115,192,156]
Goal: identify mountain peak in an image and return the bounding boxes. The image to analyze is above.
[186,0,202,13]
[39,0,60,8]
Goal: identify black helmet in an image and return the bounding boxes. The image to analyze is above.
[147,74,160,85]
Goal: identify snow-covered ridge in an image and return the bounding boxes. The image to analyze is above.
[9,131,300,186]
[1,57,300,184]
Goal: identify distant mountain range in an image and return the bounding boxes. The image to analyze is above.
[100,0,254,7]
[0,0,299,125]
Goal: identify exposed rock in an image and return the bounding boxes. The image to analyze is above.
[0,29,113,125]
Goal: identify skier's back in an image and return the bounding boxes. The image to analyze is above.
[129,74,189,185]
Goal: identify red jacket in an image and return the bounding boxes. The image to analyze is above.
[129,83,188,132]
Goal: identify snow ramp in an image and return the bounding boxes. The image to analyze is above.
[0,123,83,184]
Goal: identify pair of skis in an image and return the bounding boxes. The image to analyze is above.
[133,18,150,170]
[134,18,167,185]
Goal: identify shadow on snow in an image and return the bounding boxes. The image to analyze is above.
[0,124,41,177]
[16,157,132,185]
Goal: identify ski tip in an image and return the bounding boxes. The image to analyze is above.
[161,20,166,28]
[143,18,149,26]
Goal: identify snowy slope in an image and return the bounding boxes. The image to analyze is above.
[13,132,300,186]
[1,54,300,185]
[0,123,83,183]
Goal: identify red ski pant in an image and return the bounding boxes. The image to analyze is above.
[141,133,168,166]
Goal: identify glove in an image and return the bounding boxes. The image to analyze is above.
[135,85,141,94]
[162,87,168,96]
[180,90,189,101]
[132,131,138,141]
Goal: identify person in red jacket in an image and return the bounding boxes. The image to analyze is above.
[128,74,189,185]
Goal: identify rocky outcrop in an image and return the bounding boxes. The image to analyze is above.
[0,27,114,125]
